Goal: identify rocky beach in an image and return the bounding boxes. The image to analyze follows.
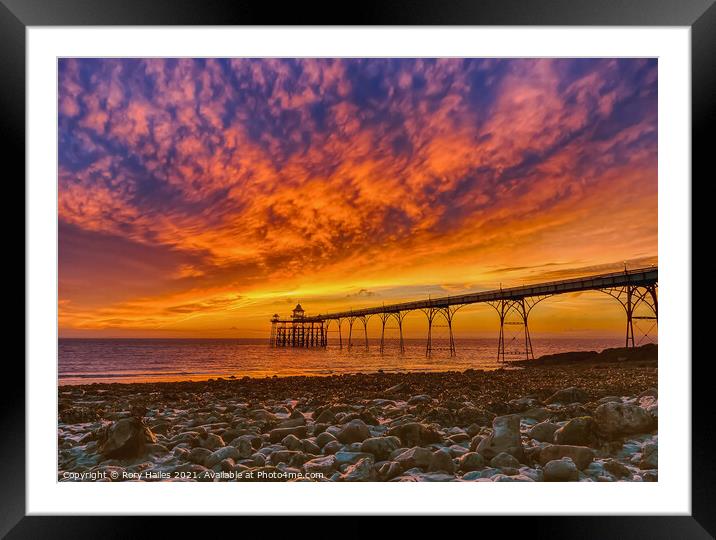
[58,345,658,482]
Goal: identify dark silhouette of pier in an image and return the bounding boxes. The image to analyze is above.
[269,266,658,361]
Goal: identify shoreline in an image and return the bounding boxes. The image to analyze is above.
[58,344,657,387]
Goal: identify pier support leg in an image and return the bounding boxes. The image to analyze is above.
[602,283,658,347]
[361,316,369,350]
[392,311,407,354]
[348,318,355,350]
[379,314,387,354]
[424,308,435,357]
[443,307,457,357]
[337,319,343,350]
[488,296,546,363]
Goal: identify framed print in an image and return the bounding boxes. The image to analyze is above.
[6,0,711,535]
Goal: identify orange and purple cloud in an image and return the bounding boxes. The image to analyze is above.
[58,58,657,337]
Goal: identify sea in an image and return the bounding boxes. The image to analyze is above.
[58,337,633,385]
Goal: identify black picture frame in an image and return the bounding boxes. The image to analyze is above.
[4,0,709,536]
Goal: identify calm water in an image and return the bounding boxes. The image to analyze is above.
[58,337,629,385]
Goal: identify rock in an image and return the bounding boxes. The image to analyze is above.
[553,416,594,446]
[528,421,559,443]
[519,466,544,482]
[458,452,485,472]
[248,409,278,423]
[476,414,524,460]
[199,433,225,450]
[394,447,433,470]
[539,445,595,470]
[604,459,631,478]
[302,439,321,455]
[188,446,213,466]
[543,458,579,481]
[337,457,375,481]
[509,396,542,411]
[206,446,241,468]
[387,423,442,447]
[642,471,658,482]
[269,426,307,444]
[315,409,336,424]
[360,436,401,460]
[334,451,373,465]
[302,455,337,476]
[98,417,157,459]
[490,452,521,469]
[375,461,402,481]
[428,448,455,473]
[281,434,303,451]
[492,474,534,482]
[277,417,306,429]
[594,402,654,439]
[336,419,371,444]
[639,442,658,469]
[270,450,308,467]
[228,437,255,458]
[545,387,588,404]
[322,440,342,455]
[408,394,431,405]
[469,435,484,452]
[316,432,337,448]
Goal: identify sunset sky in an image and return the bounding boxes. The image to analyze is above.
[58,58,657,339]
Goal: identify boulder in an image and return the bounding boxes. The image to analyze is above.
[336,419,371,444]
[316,431,337,448]
[458,452,485,472]
[301,439,321,455]
[594,402,654,439]
[476,414,523,460]
[199,433,225,450]
[545,387,588,404]
[279,434,302,451]
[188,447,212,466]
[360,436,402,460]
[228,436,255,458]
[543,458,579,481]
[539,445,595,470]
[553,416,594,446]
[394,447,433,470]
[314,409,337,424]
[387,423,442,447]
[322,440,343,455]
[639,441,658,469]
[206,446,241,469]
[269,426,307,443]
[527,421,559,443]
[428,448,456,474]
[604,459,631,478]
[337,457,375,481]
[490,452,521,469]
[302,455,337,476]
[98,417,157,459]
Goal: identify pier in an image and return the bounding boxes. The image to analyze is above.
[269,266,658,361]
